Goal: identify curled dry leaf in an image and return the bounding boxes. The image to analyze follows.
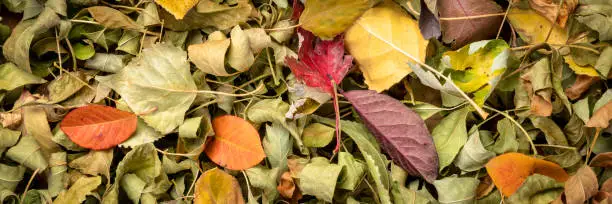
[590,152,612,168]
[344,90,438,182]
[60,105,137,150]
[528,0,578,28]
[194,168,245,204]
[586,101,612,128]
[205,115,265,170]
[485,152,569,197]
[565,166,599,204]
[565,75,599,100]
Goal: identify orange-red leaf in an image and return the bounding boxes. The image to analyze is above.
[485,152,569,197]
[205,115,265,170]
[60,105,137,150]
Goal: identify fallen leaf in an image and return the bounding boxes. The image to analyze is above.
[590,152,612,168]
[506,174,564,204]
[0,63,46,90]
[485,152,569,197]
[246,166,280,203]
[507,7,568,45]
[345,0,428,92]
[438,0,503,48]
[227,25,255,72]
[432,176,480,204]
[432,107,469,171]
[595,47,612,78]
[194,168,244,204]
[154,0,199,19]
[188,31,231,76]
[205,115,265,170]
[68,149,113,180]
[299,0,371,39]
[87,6,142,30]
[338,152,366,190]
[528,0,578,28]
[530,116,569,146]
[161,0,252,31]
[565,166,599,204]
[565,75,599,100]
[418,0,441,39]
[23,106,61,153]
[302,123,334,148]
[454,126,496,172]
[53,176,101,204]
[521,58,553,117]
[344,90,438,182]
[574,0,612,41]
[263,123,292,170]
[564,56,600,77]
[247,98,306,154]
[96,43,197,134]
[476,176,495,199]
[587,101,612,128]
[298,157,343,202]
[277,171,301,200]
[61,105,137,150]
[6,136,48,171]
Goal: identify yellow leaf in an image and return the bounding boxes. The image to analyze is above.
[300,0,371,39]
[345,1,428,92]
[564,56,600,77]
[195,168,245,204]
[155,0,199,20]
[507,7,568,45]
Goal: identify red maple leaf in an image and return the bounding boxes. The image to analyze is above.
[285,28,353,152]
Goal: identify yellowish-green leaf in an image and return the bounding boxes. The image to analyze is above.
[194,168,244,204]
[345,1,428,92]
[564,56,600,77]
[154,0,199,20]
[53,176,101,204]
[300,0,371,39]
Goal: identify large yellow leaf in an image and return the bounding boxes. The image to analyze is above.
[155,0,199,20]
[299,0,371,39]
[507,7,568,45]
[194,168,245,204]
[345,1,428,92]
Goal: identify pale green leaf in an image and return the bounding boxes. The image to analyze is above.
[116,30,141,55]
[299,157,343,202]
[0,126,20,150]
[338,152,366,190]
[120,119,166,148]
[97,43,197,134]
[302,123,334,148]
[48,152,66,197]
[433,107,469,170]
[433,176,479,204]
[69,149,113,180]
[53,176,101,204]
[0,63,46,91]
[187,31,231,76]
[248,98,306,154]
[85,53,127,73]
[246,166,280,204]
[595,46,612,77]
[178,117,203,139]
[263,123,292,170]
[530,116,569,146]
[489,118,519,154]
[228,25,254,72]
[454,126,495,172]
[506,174,564,204]
[46,71,87,104]
[0,163,25,191]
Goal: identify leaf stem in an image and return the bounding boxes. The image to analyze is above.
[331,79,342,154]
[355,21,488,118]
[20,168,41,204]
[483,105,538,155]
[585,128,601,164]
[544,0,564,43]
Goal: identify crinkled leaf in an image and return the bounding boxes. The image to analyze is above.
[432,107,469,171]
[506,174,564,204]
[455,126,495,172]
[246,166,279,203]
[87,6,142,30]
[85,53,127,73]
[161,0,252,31]
[228,25,255,72]
[0,63,46,90]
[0,163,25,191]
[46,71,87,104]
[194,168,244,204]
[433,176,480,204]
[248,98,305,154]
[574,0,612,41]
[565,166,598,204]
[69,149,113,180]
[338,152,366,191]
[53,176,101,204]
[530,116,569,146]
[187,31,231,76]
[48,152,66,197]
[298,157,343,202]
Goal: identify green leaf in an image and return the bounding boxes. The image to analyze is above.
[54,176,101,204]
[574,1,612,41]
[22,106,60,153]
[0,163,25,191]
[68,149,113,180]
[269,20,294,43]
[595,46,612,77]
[542,148,581,168]
[48,152,66,197]
[302,123,335,148]
[120,119,165,148]
[442,40,510,106]
[315,116,391,204]
[338,152,366,191]
[529,116,569,146]
[246,166,280,204]
[84,53,128,73]
[263,123,292,170]
[595,89,612,112]
[433,176,479,204]
[506,174,564,204]
[564,114,587,147]
[178,117,203,139]
[120,173,146,203]
[299,0,371,39]
[97,43,197,134]
[489,118,519,154]
[298,157,343,202]
[116,30,141,55]
[409,102,445,120]
[31,37,67,57]
[162,155,198,175]
[2,8,60,72]
[432,107,469,170]
[454,126,495,172]
[52,125,86,151]
[247,98,306,154]
[573,98,590,123]
[137,2,161,27]
[46,71,87,104]
[73,42,95,60]
[0,126,20,151]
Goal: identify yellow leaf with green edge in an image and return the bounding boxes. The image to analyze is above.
[300,0,371,39]
[507,7,568,45]
[155,0,199,19]
[345,1,428,92]
[442,40,510,106]
[564,56,599,77]
[195,168,244,204]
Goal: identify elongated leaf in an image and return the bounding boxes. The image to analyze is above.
[61,105,137,150]
[87,6,142,30]
[0,63,46,90]
[205,115,265,170]
[344,90,438,182]
[96,43,197,134]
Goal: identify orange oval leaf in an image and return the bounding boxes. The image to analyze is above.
[205,115,265,170]
[485,152,569,197]
[60,105,137,150]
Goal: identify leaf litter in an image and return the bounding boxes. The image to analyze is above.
[0,0,611,203]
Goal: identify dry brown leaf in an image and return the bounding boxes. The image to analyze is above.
[565,166,599,204]
[586,101,612,128]
[438,0,504,49]
[565,75,599,100]
[590,152,612,168]
[521,72,553,116]
[528,0,578,28]
[476,175,495,199]
[277,171,301,200]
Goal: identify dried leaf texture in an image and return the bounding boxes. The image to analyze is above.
[61,105,137,150]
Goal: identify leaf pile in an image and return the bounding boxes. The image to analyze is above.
[0,0,611,203]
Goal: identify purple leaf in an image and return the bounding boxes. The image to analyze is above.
[344,90,438,182]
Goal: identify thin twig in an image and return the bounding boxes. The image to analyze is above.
[440,13,506,21]
[264,23,302,31]
[483,105,538,155]
[496,2,512,39]
[586,128,601,164]
[20,168,41,204]
[544,0,564,43]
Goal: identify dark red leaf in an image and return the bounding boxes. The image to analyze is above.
[344,90,438,182]
[439,0,503,49]
[291,0,304,21]
[60,105,137,150]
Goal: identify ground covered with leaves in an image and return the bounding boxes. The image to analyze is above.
[0,0,611,203]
